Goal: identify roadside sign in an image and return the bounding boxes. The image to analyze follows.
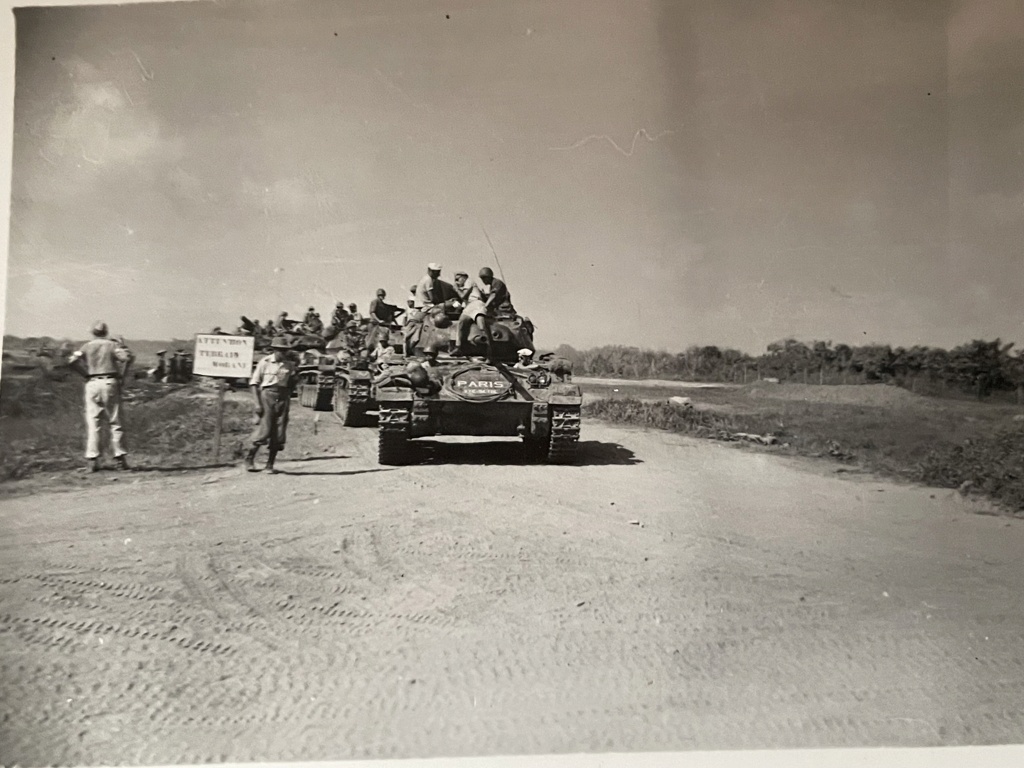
[192,334,255,464]
[192,334,254,378]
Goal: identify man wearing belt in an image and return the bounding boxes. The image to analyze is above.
[68,322,134,472]
[244,335,296,474]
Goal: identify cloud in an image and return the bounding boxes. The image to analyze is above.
[8,273,77,332]
[41,56,176,167]
[239,174,341,216]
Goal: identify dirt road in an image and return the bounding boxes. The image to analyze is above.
[1,404,1023,765]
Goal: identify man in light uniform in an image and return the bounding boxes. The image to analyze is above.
[68,322,135,472]
[513,348,539,370]
[453,271,471,303]
[455,267,510,357]
[245,336,296,474]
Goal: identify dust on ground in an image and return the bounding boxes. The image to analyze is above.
[1,406,1023,765]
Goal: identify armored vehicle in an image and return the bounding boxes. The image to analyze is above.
[296,349,338,410]
[371,304,581,465]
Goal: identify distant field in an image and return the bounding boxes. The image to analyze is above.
[582,380,1024,516]
[3,363,1022,515]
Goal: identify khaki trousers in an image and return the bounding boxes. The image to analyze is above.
[84,377,127,459]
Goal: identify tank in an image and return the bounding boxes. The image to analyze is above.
[296,349,337,410]
[371,306,581,465]
[329,318,376,426]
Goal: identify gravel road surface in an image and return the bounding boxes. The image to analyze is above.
[1,406,1022,765]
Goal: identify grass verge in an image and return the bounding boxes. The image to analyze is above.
[583,395,1024,515]
[0,375,254,482]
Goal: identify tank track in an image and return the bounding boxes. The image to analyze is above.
[547,403,581,464]
[378,405,414,465]
[334,379,373,427]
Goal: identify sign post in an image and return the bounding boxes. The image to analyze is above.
[192,334,256,463]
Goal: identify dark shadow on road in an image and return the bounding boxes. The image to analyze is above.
[412,439,641,467]
[123,463,236,473]
[288,455,351,462]
[575,441,643,465]
[271,468,399,477]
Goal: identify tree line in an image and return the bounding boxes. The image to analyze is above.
[551,338,1024,402]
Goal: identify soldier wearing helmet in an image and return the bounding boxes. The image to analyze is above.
[67,322,135,472]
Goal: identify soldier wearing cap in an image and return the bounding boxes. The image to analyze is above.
[514,348,538,370]
[413,263,458,309]
[67,322,135,472]
[244,335,297,474]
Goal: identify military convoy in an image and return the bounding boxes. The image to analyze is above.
[258,290,582,466]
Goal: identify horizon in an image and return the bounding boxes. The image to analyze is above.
[4,0,1024,353]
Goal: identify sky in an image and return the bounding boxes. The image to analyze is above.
[3,0,1023,353]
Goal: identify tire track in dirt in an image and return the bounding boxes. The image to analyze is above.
[2,415,1024,765]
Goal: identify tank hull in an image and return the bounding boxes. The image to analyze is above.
[374,364,582,465]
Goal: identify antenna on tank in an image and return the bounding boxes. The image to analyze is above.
[481,226,505,282]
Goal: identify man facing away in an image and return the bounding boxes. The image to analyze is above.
[244,336,296,474]
[68,322,134,472]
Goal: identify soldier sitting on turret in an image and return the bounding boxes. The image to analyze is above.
[454,267,510,358]
[330,302,349,328]
[453,271,472,304]
[371,334,395,363]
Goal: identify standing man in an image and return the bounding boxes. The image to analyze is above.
[150,350,168,383]
[244,335,296,474]
[367,288,403,349]
[68,322,134,472]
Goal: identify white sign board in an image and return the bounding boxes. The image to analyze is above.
[192,334,255,378]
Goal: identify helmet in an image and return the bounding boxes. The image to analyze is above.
[91,321,108,337]
[479,267,494,279]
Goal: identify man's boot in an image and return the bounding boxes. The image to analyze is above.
[266,448,279,474]
[244,446,259,472]
[89,457,100,473]
[116,455,130,471]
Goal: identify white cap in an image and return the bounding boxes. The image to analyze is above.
[428,262,442,271]
[518,348,533,357]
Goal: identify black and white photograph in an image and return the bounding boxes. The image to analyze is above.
[1,0,1023,765]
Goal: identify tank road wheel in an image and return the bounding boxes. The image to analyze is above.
[378,405,414,465]
[334,381,371,427]
[547,404,581,464]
